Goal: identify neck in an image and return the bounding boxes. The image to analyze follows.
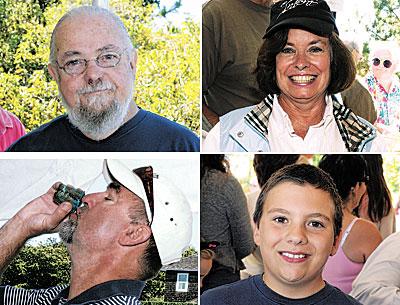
[262,272,325,299]
[343,204,354,216]
[342,206,356,229]
[68,249,137,300]
[378,78,393,92]
[278,95,326,139]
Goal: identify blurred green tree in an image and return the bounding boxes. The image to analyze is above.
[1,239,70,288]
[370,0,400,41]
[0,0,199,134]
[1,238,198,302]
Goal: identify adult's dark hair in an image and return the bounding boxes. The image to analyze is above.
[200,154,229,179]
[318,155,368,201]
[255,29,356,95]
[128,197,162,280]
[253,154,300,187]
[139,234,162,280]
[362,155,392,222]
[253,164,343,239]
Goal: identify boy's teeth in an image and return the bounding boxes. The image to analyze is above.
[282,252,306,259]
[291,75,316,83]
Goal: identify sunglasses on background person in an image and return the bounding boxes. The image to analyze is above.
[372,57,393,69]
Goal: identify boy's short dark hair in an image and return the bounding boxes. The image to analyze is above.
[253,164,343,239]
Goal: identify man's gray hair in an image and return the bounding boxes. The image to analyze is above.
[49,6,134,65]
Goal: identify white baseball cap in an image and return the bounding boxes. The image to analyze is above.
[102,159,193,265]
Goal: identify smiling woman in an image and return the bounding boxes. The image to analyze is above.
[203,0,387,152]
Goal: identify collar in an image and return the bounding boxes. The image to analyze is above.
[244,94,274,136]
[331,96,376,151]
[244,94,376,152]
[0,108,14,135]
[244,95,334,136]
[273,95,334,134]
[253,274,335,304]
[52,279,145,305]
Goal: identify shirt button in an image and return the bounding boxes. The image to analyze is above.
[237,131,244,137]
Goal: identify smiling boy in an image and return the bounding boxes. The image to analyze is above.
[201,164,362,305]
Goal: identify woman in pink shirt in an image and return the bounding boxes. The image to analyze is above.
[0,107,26,151]
[319,155,382,293]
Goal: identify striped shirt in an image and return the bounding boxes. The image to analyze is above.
[0,279,144,305]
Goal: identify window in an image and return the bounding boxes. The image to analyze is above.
[175,273,189,292]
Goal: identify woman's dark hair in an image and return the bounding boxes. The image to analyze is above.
[362,155,392,222]
[253,164,343,240]
[200,154,229,179]
[253,154,300,187]
[318,155,368,201]
[255,28,356,95]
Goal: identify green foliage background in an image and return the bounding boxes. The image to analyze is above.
[1,239,70,288]
[0,0,200,134]
[370,0,400,41]
[357,0,400,77]
[1,240,197,303]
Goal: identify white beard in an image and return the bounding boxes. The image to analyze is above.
[60,81,132,141]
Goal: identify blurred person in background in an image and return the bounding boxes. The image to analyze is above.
[319,155,382,293]
[0,106,25,151]
[200,239,219,290]
[356,154,395,239]
[200,154,255,292]
[202,0,272,131]
[351,230,400,305]
[365,41,400,142]
[341,40,377,124]
[350,156,400,304]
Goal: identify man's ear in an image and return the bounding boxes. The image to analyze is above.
[118,223,151,247]
[48,63,60,83]
[254,225,261,247]
[129,48,138,75]
[330,230,341,256]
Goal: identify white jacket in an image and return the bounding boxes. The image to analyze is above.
[203,95,386,152]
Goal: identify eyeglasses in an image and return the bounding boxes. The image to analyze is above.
[133,166,155,224]
[372,58,393,69]
[56,49,126,76]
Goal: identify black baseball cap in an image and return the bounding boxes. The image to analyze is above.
[264,0,338,38]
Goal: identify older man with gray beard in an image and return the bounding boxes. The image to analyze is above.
[0,160,193,304]
[6,6,199,152]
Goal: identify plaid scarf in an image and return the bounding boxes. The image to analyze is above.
[244,95,375,152]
